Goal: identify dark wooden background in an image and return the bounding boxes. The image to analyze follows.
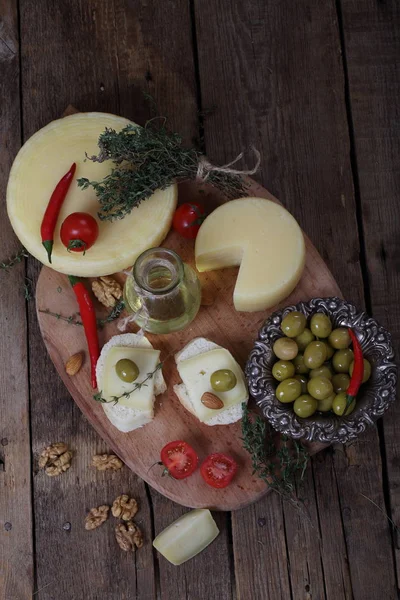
[1,1,399,599]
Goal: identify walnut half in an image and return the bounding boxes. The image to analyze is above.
[92,454,124,472]
[115,521,144,551]
[39,443,72,476]
[112,494,138,521]
[85,505,110,530]
[92,276,122,308]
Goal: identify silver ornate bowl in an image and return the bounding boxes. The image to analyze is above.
[246,297,397,444]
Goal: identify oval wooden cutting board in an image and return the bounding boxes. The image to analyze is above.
[36,177,341,510]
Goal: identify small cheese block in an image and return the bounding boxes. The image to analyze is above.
[7,112,177,276]
[153,509,219,566]
[102,346,160,410]
[195,197,305,312]
[176,348,247,423]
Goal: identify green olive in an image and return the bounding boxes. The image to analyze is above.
[295,328,315,351]
[303,341,327,369]
[293,395,317,418]
[307,376,333,400]
[332,392,355,416]
[272,360,295,381]
[275,378,302,403]
[328,327,351,350]
[115,359,139,383]
[294,374,308,394]
[317,393,335,412]
[310,365,333,380]
[210,369,237,392]
[322,342,335,360]
[332,373,350,393]
[310,313,332,338]
[273,337,299,360]
[349,359,371,383]
[332,349,354,373]
[293,353,310,375]
[281,311,307,338]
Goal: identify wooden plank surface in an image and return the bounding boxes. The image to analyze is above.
[193,0,397,598]
[340,0,400,587]
[0,2,34,599]
[19,1,157,598]
[1,0,399,598]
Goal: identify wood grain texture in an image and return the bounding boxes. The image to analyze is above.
[0,2,33,599]
[340,0,400,591]
[19,1,155,597]
[193,0,396,597]
[36,176,340,511]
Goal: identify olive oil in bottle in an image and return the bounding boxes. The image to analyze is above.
[123,248,201,334]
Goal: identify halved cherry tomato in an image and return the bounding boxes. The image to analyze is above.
[60,212,99,253]
[160,441,198,480]
[200,453,238,489]
[172,202,206,239]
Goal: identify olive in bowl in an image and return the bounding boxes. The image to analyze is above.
[246,297,397,444]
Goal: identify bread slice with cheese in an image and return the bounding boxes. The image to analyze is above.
[96,333,166,432]
[173,338,248,426]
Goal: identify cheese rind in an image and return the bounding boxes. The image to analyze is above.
[102,346,160,411]
[153,509,219,566]
[195,197,305,312]
[7,112,177,276]
[176,348,248,423]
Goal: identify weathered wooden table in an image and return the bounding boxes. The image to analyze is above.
[1,1,399,599]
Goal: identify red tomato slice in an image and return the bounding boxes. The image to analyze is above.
[200,453,238,489]
[160,441,198,480]
[172,202,206,239]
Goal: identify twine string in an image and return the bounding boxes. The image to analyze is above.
[196,146,261,181]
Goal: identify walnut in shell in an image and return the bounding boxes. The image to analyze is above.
[112,494,138,521]
[115,521,144,551]
[85,505,110,530]
[92,454,124,471]
[39,443,72,476]
[92,276,122,308]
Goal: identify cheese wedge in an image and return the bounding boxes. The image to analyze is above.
[7,112,177,276]
[195,197,305,312]
[173,337,248,425]
[153,509,219,565]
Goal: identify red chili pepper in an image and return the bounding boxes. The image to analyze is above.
[68,275,99,389]
[346,328,364,407]
[41,163,76,263]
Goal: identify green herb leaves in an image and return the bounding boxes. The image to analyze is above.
[241,404,309,498]
[78,121,249,221]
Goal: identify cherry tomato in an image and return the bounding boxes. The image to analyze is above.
[160,441,198,480]
[172,202,206,239]
[200,453,238,489]
[60,212,99,253]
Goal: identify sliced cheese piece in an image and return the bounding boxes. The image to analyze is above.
[96,333,166,432]
[102,346,160,411]
[7,112,177,276]
[175,343,248,424]
[153,509,219,566]
[195,197,305,312]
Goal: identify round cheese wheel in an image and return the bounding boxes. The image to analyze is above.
[7,112,177,276]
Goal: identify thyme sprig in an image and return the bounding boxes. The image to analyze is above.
[77,120,249,221]
[39,299,125,329]
[241,404,309,498]
[94,362,163,405]
[1,247,28,271]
